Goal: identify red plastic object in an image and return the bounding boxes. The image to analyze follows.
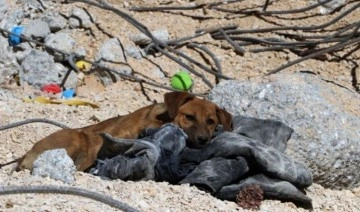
[41,83,62,94]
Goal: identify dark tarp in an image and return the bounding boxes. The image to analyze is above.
[89,116,313,209]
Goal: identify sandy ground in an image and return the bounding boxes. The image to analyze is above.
[1,0,360,211]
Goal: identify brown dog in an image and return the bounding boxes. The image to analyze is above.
[16,92,232,172]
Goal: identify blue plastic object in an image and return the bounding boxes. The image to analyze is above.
[9,26,24,46]
[62,89,76,99]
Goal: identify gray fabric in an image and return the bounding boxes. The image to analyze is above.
[217,174,313,209]
[180,132,312,188]
[89,116,313,209]
[91,137,159,181]
[91,124,187,181]
[231,115,293,152]
[180,157,249,193]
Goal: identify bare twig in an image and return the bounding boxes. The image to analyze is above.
[267,37,360,75]
[70,0,215,88]
[67,0,359,90]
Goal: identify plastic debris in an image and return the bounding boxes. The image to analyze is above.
[23,96,99,108]
[75,60,92,71]
[8,26,24,46]
[62,89,75,99]
[41,83,62,94]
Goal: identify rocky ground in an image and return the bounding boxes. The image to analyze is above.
[0,0,360,211]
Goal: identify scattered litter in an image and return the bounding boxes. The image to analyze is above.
[23,96,58,104]
[62,88,76,99]
[8,26,24,46]
[76,60,92,71]
[41,83,61,94]
[23,96,99,108]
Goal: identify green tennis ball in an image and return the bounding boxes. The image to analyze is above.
[171,71,193,91]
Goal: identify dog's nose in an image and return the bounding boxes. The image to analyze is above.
[197,136,209,146]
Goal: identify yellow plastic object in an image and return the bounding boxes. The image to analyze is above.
[23,96,57,104]
[76,60,92,72]
[58,99,99,108]
[23,96,99,108]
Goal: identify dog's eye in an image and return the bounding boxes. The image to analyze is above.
[185,114,196,121]
[207,119,215,125]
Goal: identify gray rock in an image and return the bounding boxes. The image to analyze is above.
[45,32,76,61]
[152,68,166,79]
[131,29,169,46]
[23,19,51,40]
[13,37,38,62]
[125,46,143,59]
[209,72,360,189]
[94,38,134,85]
[53,62,78,89]
[23,0,45,13]
[0,88,14,114]
[0,9,24,30]
[38,0,50,9]
[0,0,8,21]
[20,49,54,87]
[94,62,133,86]
[41,12,67,32]
[14,43,33,61]
[95,38,126,63]
[68,7,94,29]
[37,0,53,10]
[32,148,76,184]
[20,49,77,88]
[74,47,87,58]
[0,36,21,85]
[68,16,80,29]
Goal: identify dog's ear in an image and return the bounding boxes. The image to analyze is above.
[216,107,233,131]
[164,92,195,118]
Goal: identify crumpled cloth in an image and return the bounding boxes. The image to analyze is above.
[89,115,313,209]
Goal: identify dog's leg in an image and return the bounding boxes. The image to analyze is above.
[74,153,95,171]
[16,129,86,171]
[16,150,42,171]
[74,132,107,171]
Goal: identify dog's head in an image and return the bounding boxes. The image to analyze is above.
[165,91,232,148]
